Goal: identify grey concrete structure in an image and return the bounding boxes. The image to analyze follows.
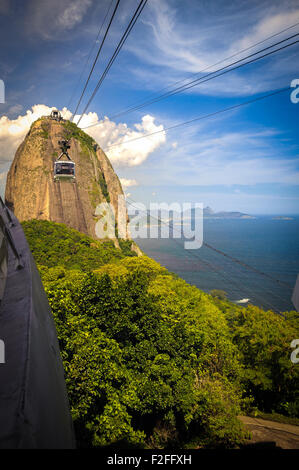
[0,198,75,448]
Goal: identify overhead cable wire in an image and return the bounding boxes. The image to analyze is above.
[107,33,299,120]
[126,195,290,309]
[67,0,114,111]
[126,196,292,292]
[97,86,290,150]
[110,21,299,118]
[126,198,282,313]
[71,0,121,122]
[201,239,291,310]
[75,0,148,126]
[126,197,286,312]
[81,33,299,129]
[203,242,293,289]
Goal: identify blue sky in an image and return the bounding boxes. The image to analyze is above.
[0,0,298,214]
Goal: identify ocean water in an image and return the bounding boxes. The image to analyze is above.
[134,217,299,313]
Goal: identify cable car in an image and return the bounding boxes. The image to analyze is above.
[50,109,62,121]
[54,161,75,182]
[54,139,76,182]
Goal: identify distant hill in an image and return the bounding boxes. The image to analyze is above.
[203,206,254,219]
[272,216,294,220]
[130,206,254,222]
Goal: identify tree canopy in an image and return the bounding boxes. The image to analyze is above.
[22,220,299,448]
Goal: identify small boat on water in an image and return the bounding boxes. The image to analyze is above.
[235,298,250,304]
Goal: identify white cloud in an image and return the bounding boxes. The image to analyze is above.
[195,156,299,186]
[0,105,165,179]
[234,11,299,51]
[79,113,166,166]
[7,104,23,115]
[0,104,71,168]
[126,0,299,96]
[58,0,92,29]
[120,178,139,189]
[28,0,92,39]
[157,127,299,186]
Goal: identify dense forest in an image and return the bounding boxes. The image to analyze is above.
[22,220,299,448]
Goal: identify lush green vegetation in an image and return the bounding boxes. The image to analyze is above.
[63,120,96,155]
[39,121,49,139]
[98,172,110,203]
[22,220,299,448]
[210,289,227,300]
[211,296,299,418]
[22,219,137,271]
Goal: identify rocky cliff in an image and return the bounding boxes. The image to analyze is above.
[5,117,132,244]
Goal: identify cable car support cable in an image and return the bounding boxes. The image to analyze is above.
[75,0,148,127]
[81,34,299,130]
[71,0,121,121]
[67,0,115,111]
[126,197,283,314]
[104,21,299,122]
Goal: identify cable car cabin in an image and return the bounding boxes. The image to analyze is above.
[54,161,75,182]
[50,110,62,121]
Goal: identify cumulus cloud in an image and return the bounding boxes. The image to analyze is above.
[0,104,71,168]
[0,105,165,177]
[78,113,166,166]
[119,178,139,189]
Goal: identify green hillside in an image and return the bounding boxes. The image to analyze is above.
[22,220,299,448]
[22,219,136,270]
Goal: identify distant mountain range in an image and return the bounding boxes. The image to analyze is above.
[203,206,255,219]
[129,206,255,221]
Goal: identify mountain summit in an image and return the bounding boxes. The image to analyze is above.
[5,116,131,242]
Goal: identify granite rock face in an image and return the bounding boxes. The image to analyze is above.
[5,117,131,242]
